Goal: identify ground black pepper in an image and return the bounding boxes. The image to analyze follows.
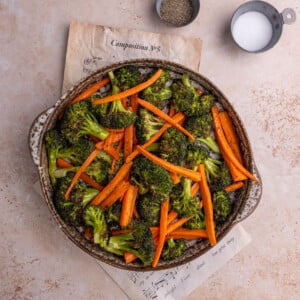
[160,0,193,26]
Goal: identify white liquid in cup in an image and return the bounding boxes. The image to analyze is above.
[232,11,273,52]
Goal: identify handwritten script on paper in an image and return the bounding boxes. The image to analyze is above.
[98,225,251,300]
[62,21,202,94]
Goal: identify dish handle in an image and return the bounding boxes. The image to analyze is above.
[28,107,55,167]
[233,161,263,224]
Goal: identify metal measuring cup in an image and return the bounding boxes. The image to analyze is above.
[230,0,296,53]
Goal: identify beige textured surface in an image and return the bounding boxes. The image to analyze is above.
[0,0,299,299]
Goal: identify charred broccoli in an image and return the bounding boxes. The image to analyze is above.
[141,69,172,109]
[184,114,220,153]
[98,70,137,129]
[131,156,173,200]
[171,74,215,116]
[184,209,206,229]
[135,108,165,144]
[162,238,187,261]
[209,162,233,192]
[213,190,232,224]
[45,129,93,185]
[159,127,188,165]
[84,206,154,266]
[61,101,109,144]
[115,65,141,91]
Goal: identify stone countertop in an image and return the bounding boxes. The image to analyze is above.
[1,1,299,299]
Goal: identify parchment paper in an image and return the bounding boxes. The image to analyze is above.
[62,21,203,94]
[61,21,251,299]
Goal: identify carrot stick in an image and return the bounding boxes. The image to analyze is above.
[90,161,133,205]
[212,105,259,182]
[196,88,204,96]
[124,252,137,264]
[111,229,133,236]
[167,210,179,225]
[137,98,195,141]
[119,185,139,227]
[191,182,200,197]
[100,180,130,208]
[170,172,181,184]
[133,207,140,219]
[84,227,93,240]
[168,104,176,117]
[152,198,169,268]
[167,228,207,240]
[65,141,103,200]
[136,146,201,182]
[71,77,110,104]
[92,69,163,105]
[124,124,134,159]
[56,158,103,191]
[219,111,243,163]
[224,181,244,192]
[125,112,185,163]
[199,164,217,246]
[166,216,192,235]
[130,94,139,113]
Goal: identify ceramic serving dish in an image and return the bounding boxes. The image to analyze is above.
[28,59,262,271]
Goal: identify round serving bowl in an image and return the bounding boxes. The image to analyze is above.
[28,59,262,271]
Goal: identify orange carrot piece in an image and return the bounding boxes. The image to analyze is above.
[170,172,181,184]
[65,141,103,200]
[125,112,185,163]
[136,146,201,182]
[168,104,176,117]
[100,180,130,208]
[56,158,103,190]
[199,164,217,246]
[167,228,207,240]
[196,88,204,96]
[137,98,195,141]
[124,252,137,264]
[119,185,139,227]
[71,77,110,104]
[124,124,134,159]
[92,69,163,105]
[166,216,192,235]
[212,105,258,182]
[191,182,200,197]
[152,198,169,268]
[130,94,139,113]
[219,111,243,163]
[133,207,140,219]
[111,229,133,236]
[84,227,93,240]
[110,140,123,173]
[224,181,244,192]
[167,210,179,225]
[90,161,133,205]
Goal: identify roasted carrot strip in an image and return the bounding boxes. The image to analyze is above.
[65,141,104,200]
[90,161,133,205]
[224,181,244,192]
[219,111,243,163]
[71,77,110,104]
[137,98,195,141]
[167,228,207,240]
[136,146,201,182]
[152,198,169,268]
[111,229,133,236]
[124,252,137,264]
[92,69,163,105]
[166,216,192,235]
[130,94,139,113]
[124,124,134,159]
[212,105,258,182]
[100,180,130,208]
[56,158,103,190]
[167,210,179,225]
[199,164,217,246]
[191,182,200,197]
[170,172,181,184]
[119,184,139,227]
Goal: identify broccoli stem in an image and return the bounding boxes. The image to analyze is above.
[81,114,109,140]
[198,137,220,153]
[82,188,99,207]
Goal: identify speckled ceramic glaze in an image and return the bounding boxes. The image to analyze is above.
[28,59,262,271]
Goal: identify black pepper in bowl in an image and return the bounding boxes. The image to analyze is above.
[157,0,199,27]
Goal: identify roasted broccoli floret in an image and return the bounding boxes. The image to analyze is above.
[184,114,220,153]
[85,150,112,185]
[213,190,232,224]
[105,201,122,226]
[162,238,187,261]
[141,69,172,109]
[135,108,165,144]
[53,174,99,226]
[184,209,206,229]
[84,206,154,266]
[171,74,215,116]
[115,65,141,91]
[131,156,173,200]
[210,162,233,192]
[159,127,188,165]
[61,101,109,144]
[136,194,162,226]
[45,129,93,185]
[99,70,137,128]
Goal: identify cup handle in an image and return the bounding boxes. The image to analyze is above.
[281,8,296,25]
[232,160,263,224]
[28,107,55,167]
